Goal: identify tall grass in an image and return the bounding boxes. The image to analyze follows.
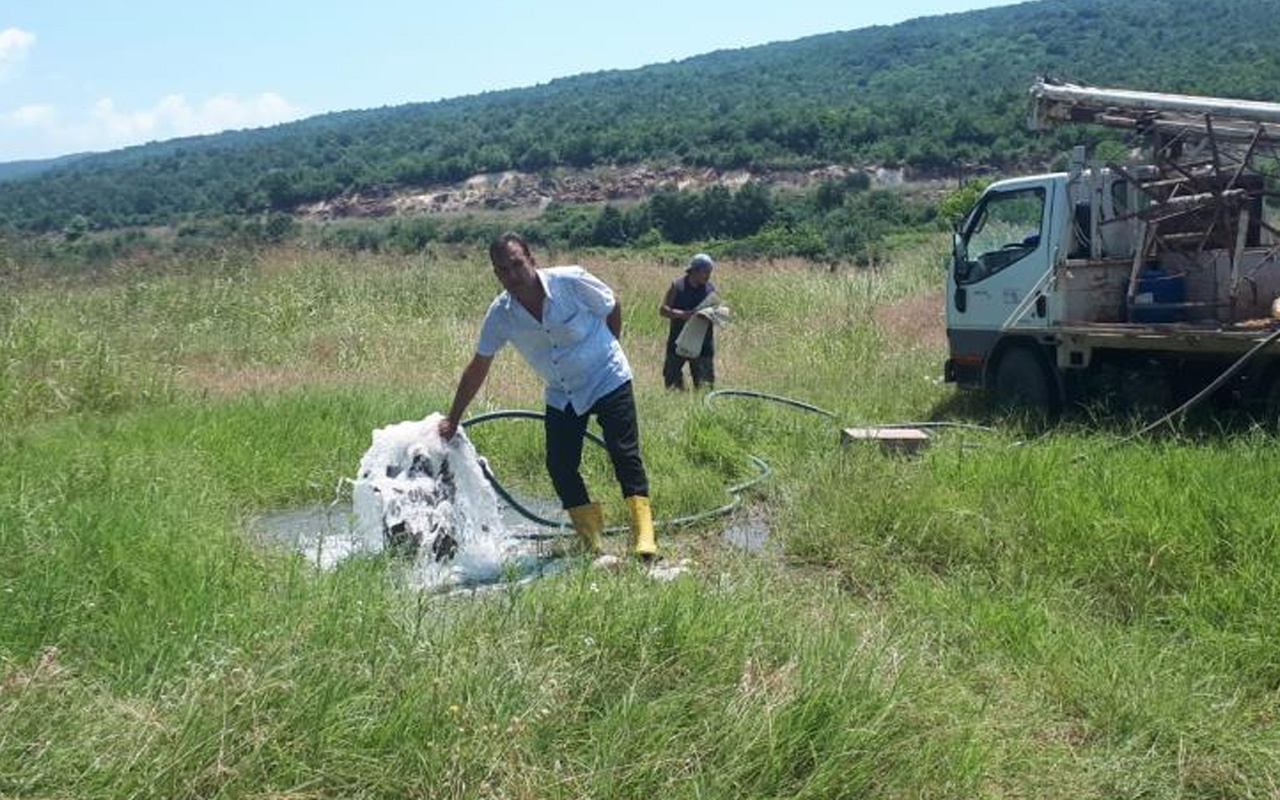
[2,241,1278,797]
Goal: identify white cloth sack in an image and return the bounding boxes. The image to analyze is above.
[674,291,729,358]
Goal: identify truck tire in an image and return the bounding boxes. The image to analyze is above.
[992,346,1058,418]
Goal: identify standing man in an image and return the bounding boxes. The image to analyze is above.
[659,253,718,389]
[438,232,656,560]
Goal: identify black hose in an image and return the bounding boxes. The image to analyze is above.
[468,332,1280,533]
[464,388,994,539]
[705,388,995,432]
[460,409,772,539]
[703,388,837,418]
[1126,325,1280,440]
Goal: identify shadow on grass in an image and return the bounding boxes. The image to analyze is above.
[925,385,1278,442]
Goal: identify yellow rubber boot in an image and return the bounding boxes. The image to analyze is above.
[625,495,657,559]
[566,502,605,555]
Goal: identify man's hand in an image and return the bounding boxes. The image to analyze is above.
[438,416,459,441]
[441,354,493,441]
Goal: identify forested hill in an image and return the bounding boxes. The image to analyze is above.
[0,153,88,183]
[3,0,1278,232]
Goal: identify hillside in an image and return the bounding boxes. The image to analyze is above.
[2,0,1278,232]
[0,153,87,183]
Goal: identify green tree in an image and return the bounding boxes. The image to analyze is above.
[62,214,90,242]
[590,205,627,247]
[939,179,992,226]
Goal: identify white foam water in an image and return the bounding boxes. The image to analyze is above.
[345,413,539,590]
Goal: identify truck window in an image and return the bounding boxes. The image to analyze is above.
[956,188,1045,285]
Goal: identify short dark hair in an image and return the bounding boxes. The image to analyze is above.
[489,231,532,265]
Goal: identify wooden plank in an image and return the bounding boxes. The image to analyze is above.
[841,427,931,456]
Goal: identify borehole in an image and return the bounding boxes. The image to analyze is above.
[250,414,570,591]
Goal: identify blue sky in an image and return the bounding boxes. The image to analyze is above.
[0,0,1018,162]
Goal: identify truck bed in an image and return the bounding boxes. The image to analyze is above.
[1050,320,1280,355]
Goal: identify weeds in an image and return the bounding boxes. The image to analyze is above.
[2,242,1278,797]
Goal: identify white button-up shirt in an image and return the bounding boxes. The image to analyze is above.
[476,266,632,413]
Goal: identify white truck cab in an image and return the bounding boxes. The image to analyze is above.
[946,173,1063,377]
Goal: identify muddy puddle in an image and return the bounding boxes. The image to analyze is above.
[249,414,767,590]
[248,414,580,592]
[249,495,572,592]
[722,512,777,554]
[252,492,776,591]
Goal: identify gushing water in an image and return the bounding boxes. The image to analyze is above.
[258,413,561,590]
[352,413,511,588]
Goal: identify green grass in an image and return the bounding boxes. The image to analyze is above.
[2,242,1278,798]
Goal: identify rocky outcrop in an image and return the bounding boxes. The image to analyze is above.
[297,164,900,220]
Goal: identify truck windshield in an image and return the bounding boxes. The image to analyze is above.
[957,188,1045,285]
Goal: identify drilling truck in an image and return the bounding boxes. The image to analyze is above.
[945,80,1280,417]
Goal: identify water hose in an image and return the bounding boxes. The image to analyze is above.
[702,389,995,433]
[460,409,770,539]
[463,390,991,539]
[701,388,837,418]
[465,333,1280,533]
[1113,324,1280,445]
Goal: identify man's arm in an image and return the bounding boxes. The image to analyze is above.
[439,354,493,440]
[659,284,692,321]
[607,299,622,339]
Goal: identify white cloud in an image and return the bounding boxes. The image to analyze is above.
[0,27,35,80]
[85,93,305,142]
[2,92,306,159]
[9,103,56,127]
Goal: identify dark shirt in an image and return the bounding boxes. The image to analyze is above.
[666,275,717,356]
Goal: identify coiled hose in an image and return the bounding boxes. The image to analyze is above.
[465,331,1280,536]
[462,390,992,539]
[460,409,770,539]
[465,386,993,537]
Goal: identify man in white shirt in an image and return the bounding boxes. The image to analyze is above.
[438,232,656,559]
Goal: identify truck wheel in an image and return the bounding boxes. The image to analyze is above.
[992,347,1057,418]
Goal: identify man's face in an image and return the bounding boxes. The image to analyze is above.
[687,267,711,288]
[491,241,535,292]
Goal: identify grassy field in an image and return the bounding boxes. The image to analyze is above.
[2,240,1278,799]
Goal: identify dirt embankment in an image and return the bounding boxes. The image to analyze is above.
[298,164,928,220]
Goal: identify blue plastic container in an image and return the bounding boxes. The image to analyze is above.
[1130,265,1186,323]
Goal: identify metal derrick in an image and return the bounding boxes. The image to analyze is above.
[1032,79,1280,320]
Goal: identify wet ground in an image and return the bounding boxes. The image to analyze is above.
[721,513,777,554]
[249,494,570,590]
[250,496,776,591]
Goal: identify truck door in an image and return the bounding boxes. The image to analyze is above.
[948,183,1052,340]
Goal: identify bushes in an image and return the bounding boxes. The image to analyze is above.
[9,178,942,270]
[311,181,937,263]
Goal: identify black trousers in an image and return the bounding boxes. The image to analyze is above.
[663,345,715,390]
[544,381,649,509]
